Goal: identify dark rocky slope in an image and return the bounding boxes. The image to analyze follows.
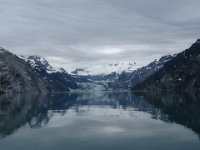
[0,47,75,94]
[20,56,78,91]
[133,39,200,91]
[0,48,43,94]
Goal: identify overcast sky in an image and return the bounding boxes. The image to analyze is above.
[0,0,200,71]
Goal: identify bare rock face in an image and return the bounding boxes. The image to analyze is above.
[20,55,78,92]
[0,47,72,94]
[132,39,200,91]
[0,48,43,94]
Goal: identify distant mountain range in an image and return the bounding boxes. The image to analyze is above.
[69,55,172,91]
[112,55,174,89]
[0,39,199,93]
[71,56,173,90]
[71,61,139,76]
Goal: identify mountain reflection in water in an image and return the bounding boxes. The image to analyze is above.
[0,91,199,150]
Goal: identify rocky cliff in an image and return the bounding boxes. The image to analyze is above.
[0,47,73,94]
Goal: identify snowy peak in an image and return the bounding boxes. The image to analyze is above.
[21,55,50,68]
[71,61,139,76]
[157,55,174,63]
[111,54,175,89]
[147,55,174,70]
[19,55,66,74]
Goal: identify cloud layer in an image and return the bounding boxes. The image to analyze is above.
[0,0,200,70]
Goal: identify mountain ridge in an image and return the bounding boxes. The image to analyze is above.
[132,39,200,91]
[0,47,78,94]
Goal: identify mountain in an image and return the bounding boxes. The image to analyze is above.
[132,39,200,91]
[70,55,173,91]
[0,47,47,94]
[112,55,174,89]
[0,47,77,94]
[0,45,178,93]
[70,62,139,90]
[20,56,66,74]
[20,56,78,90]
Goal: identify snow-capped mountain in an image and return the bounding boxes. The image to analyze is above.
[0,47,80,94]
[0,46,177,93]
[70,55,174,91]
[112,55,175,89]
[19,56,66,74]
[71,61,139,76]
[19,55,78,90]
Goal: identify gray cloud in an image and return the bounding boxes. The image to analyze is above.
[0,0,200,70]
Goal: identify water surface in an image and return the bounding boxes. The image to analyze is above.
[0,91,200,150]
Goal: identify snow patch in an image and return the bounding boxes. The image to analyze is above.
[19,55,66,74]
[71,61,140,76]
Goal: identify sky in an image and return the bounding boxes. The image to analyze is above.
[0,0,200,72]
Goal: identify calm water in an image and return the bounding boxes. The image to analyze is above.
[0,91,200,150]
